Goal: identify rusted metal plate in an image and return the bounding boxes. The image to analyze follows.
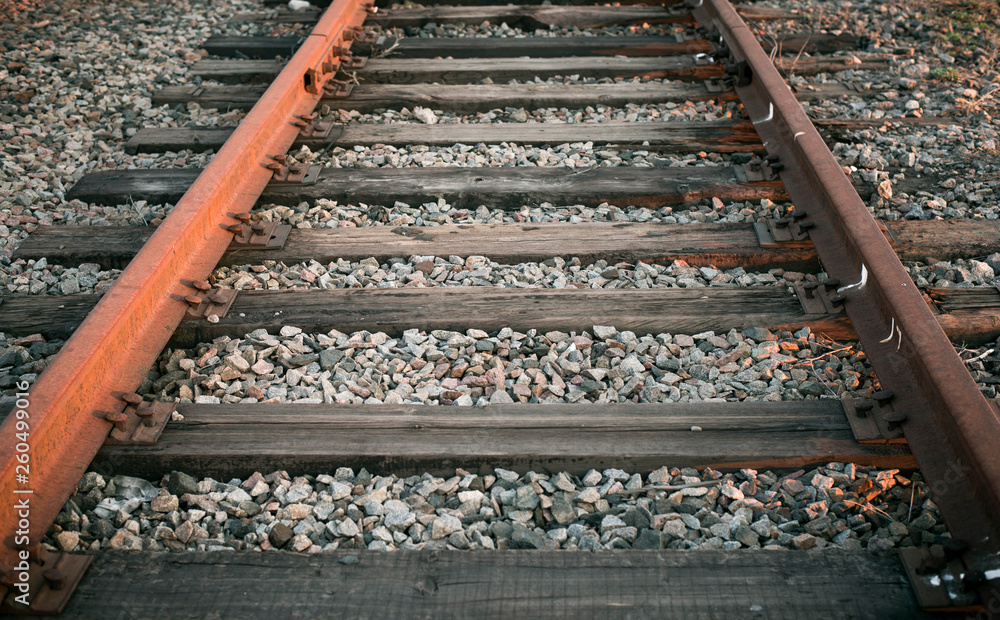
[0,548,93,615]
[0,0,371,604]
[228,221,291,250]
[104,400,176,446]
[691,0,1000,608]
[841,398,906,444]
[183,288,238,320]
[898,546,980,611]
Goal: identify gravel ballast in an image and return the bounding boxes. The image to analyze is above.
[46,464,947,554]
[140,325,872,405]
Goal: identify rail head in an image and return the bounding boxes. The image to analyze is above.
[0,0,371,606]
[691,0,1000,594]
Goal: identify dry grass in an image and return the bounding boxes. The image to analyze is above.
[932,0,1000,49]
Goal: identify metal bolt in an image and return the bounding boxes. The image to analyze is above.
[854,400,873,417]
[829,293,846,305]
[136,406,157,428]
[105,411,129,432]
[822,278,840,289]
[872,390,894,403]
[251,222,266,233]
[123,393,143,405]
[42,568,67,590]
[917,546,947,574]
[226,224,245,233]
[270,154,287,163]
[192,280,210,291]
[792,211,808,220]
[297,114,314,122]
[769,162,786,171]
[265,162,282,171]
[185,295,203,306]
[766,154,780,163]
[774,218,790,228]
[802,281,820,298]
[208,293,228,305]
[797,221,815,231]
[883,410,907,424]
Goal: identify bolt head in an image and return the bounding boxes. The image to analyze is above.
[872,390,894,402]
[882,410,907,423]
[42,568,67,590]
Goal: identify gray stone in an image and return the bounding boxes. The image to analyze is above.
[167,471,199,497]
[742,327,776,341]
[514,486,540,510]
[582,469,602,486]
[550,493,576,525]
[632,528,663,550]
[337,517,361,538]
[490,521,514,540]
[490,388,514,404]
[661,520,687,539]
[909,512,937,531]
[329,481,353,501]
[77,472,106,494]
[734,524,759,547]
[383,499,417,530]
[111,476,158,501]
[593,325,618,340]
[618,355,646,374]
[511,525,545,549]
[431,515,462,539]
[792,533,818,550]
[600,514,626,532]
[320,348,345,370]
[984,253,1000,274]
[578,532,602,550]
[89,519,117,540]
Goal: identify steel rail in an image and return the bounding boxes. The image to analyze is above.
[691,0,1000,600]
[0,0,369,602]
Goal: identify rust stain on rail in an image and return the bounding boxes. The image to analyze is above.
[0,0,370,602]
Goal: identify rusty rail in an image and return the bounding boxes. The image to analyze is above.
[691,0,1000,604]
[0,0,370,607]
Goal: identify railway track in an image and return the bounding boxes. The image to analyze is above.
[1,0,999,615]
